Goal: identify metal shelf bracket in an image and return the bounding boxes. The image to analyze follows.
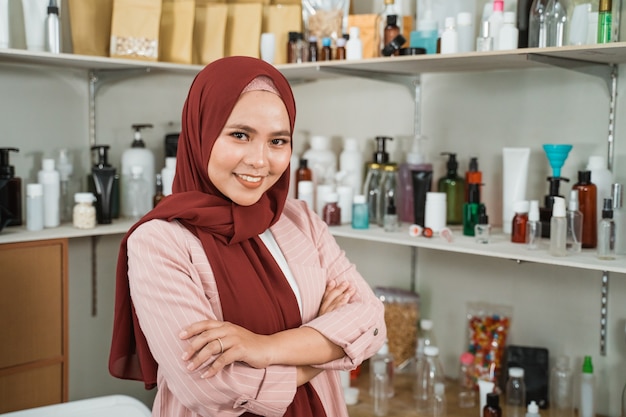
[526,54,619,171]
[600,271,609,356]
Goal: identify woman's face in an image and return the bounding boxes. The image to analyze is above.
[208,90,292,206]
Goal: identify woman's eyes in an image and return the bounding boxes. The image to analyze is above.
[230,131,289,146]
[271,138,290,146]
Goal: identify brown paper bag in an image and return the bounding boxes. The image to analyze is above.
[228,0,270,3]
[110,0,162,61]
[159,0,196,64]
[263,4,302,65]
[193,1,228,64]
[271,0,300,3]
[225,3,262,58]
[68,0,113,56]
[348,14,377,58]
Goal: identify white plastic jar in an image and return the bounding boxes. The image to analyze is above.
[73,192,96,229]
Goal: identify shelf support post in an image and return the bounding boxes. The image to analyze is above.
[600,271,609,356]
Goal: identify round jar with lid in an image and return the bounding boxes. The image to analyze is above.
[73,192,96,229]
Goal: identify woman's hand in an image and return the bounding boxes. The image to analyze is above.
[319,279,354,316]
[179,319,273,379]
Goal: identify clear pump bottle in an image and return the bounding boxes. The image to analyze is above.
[546,0,567,47]
[527,200,542,249]
[124,165,151,221]
[566,189,583,253]
[529,0,550,47]
[598,197,616,260]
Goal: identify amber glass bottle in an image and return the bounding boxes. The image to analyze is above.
[511,200,529,243]
[295,159,312,199]
[572,170,597,248]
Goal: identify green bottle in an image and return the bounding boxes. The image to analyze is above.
[463,182,484,236]
[438,152,465,225]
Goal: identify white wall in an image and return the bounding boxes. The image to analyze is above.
[1,2,626,415]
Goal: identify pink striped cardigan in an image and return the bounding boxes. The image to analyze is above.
[127,198,387,416]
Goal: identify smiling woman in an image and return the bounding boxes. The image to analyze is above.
[109,56,386,417]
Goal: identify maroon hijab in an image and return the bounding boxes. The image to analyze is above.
[109,56,326,416]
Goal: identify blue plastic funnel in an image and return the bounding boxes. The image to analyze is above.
[543,144,573,177]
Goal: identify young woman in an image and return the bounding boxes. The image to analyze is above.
[110,56,386,417]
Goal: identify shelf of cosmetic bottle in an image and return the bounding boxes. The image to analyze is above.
[1,42,626,81]
[329,224,626,275]
[0,218,135,245]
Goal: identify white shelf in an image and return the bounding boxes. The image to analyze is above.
[1,43,626,82]
[0,219,135,245]
[329,224,626,274]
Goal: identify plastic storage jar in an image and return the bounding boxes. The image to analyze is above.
[373,286,420,370]
[73,192,97,229]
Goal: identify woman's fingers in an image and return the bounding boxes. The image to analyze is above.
[319,280,353,315]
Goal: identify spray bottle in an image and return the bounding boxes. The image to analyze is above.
[364,136,393,225]
[121,124,155,218]
[0,147,22,228]
[398,135,431,224]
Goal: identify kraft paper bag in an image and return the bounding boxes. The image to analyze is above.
[225,3,262,58]
[159,0,195,64]
[193,1,228,64]
[348,14,377,58]
[263,4,301,64]
[271,0,300,3]
[110,0,162,61]
[68,0,113,56]
[228,0,270,3]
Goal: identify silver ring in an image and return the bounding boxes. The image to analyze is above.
[217,338,224,354]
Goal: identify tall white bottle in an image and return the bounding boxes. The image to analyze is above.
[339,137,363,196]
[489,0,505,48]
[440,16,459,54]
[346,26,363,60]
[121,124,155,218]
[303,135,337,186]
[161,156,176,196]
[498,11,519,50]
[579,356,595,417]
[38,158,60,228]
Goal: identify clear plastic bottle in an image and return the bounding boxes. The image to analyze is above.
[546,0,567,46]
[124,165,150,220]
[372,359,389,416]
[549,196,567,256]
[458,352,476,407]
[505,367,527,417]
[434,382,447,417]
[498,11,520,50]
[598,197,616,260]
[416,319,437,360]
[566,189,583,253]
[550,355,574,417]
[364,163,383,225]
[579,356,595,417]
[369,341,395,399]
[414,345,445,415]
[72,192,96,230]
[529,0,550,47]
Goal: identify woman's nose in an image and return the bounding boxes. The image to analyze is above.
[243,141,267,169]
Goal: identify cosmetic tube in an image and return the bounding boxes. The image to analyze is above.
[478,379,496,417]
[0,0,9,48]
[21,0,49,51]
[502,148,530,234]
[411,169,433,226]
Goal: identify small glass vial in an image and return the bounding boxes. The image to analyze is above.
[322,193,341,226]
[511,200,529,243]
[527,200,542,250]
[335,37,347,60]
[320,37,332,61]
[307,35,318,62]
[26,183,44,231]
[475,205,491,244]
[383,198,399,232]
[352,194,369,229]
[73,192,96,229]
[598,197,616,260]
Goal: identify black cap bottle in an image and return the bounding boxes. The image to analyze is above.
[0,148,22,229]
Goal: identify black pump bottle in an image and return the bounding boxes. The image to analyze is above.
[88,145,118,224]
[0,147,22,229]
[539,176,569,238]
